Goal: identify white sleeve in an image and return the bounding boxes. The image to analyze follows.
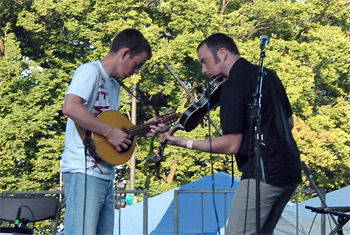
[66,63,99,105]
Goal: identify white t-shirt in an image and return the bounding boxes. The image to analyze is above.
[60,60,121,180]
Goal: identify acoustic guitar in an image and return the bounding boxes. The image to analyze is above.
[91,110,180,165]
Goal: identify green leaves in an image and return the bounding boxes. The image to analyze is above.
[1,0,349,198]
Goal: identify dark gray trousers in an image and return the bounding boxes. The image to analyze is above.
[226,179,298,235]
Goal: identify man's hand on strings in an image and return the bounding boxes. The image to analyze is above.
[143,117,167,138]
[105,127,132,152]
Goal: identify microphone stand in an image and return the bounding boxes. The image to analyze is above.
[251,44,267,235]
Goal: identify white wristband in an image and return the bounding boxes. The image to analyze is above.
[187,140,193,150]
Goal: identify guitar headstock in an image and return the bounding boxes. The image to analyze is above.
[153,112,182,162]
[159,112,181,125]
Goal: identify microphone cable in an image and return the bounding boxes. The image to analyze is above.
[243,115,255,235]
[83,144,88,234]
[14,205,35,233]
[205,79,221,235]
[243,67,265,234]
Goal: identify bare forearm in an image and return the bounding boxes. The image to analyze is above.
[63,97,112,137]
[161,133,243,155]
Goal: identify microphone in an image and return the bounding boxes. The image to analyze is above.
[260,35,270,50]
[15,207,21,228]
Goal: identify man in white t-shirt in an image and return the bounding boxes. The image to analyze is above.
[61,28,165,235]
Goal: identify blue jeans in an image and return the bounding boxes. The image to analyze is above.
[63,172,115,235]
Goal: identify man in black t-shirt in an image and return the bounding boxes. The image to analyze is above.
[161,33,301,234]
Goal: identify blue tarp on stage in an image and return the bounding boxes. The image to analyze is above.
[114,172,240,235]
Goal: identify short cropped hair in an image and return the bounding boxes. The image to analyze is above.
[110,28,152,59]
[197,33,240,56]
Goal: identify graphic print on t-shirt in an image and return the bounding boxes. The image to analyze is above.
[86,77,114,173]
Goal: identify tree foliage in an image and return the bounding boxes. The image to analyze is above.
[1,0,349,201]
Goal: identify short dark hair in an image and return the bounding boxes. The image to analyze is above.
[197,33,240,56]
[110,28,152,59]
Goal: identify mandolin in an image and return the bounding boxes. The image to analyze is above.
[91,110,180,165]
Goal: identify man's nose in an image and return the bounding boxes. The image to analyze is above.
[201,66,208,74]
[134,68,140,74]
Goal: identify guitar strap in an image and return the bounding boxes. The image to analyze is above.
[75,123,103,163]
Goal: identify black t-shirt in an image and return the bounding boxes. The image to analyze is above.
[220,58,301,186]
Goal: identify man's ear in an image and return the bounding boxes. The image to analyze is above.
[217,47,228,61]
[120,47,131,60]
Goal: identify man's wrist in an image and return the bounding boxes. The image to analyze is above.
[187,139,193,150]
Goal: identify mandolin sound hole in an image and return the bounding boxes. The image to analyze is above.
[119,145,131,153]
[118,135,135,153]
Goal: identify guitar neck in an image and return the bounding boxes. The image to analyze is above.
[126,122,158,136]
[125,112,180,137]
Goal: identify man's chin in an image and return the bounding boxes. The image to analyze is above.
[124,74,133,79]
[119,75,129,80]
